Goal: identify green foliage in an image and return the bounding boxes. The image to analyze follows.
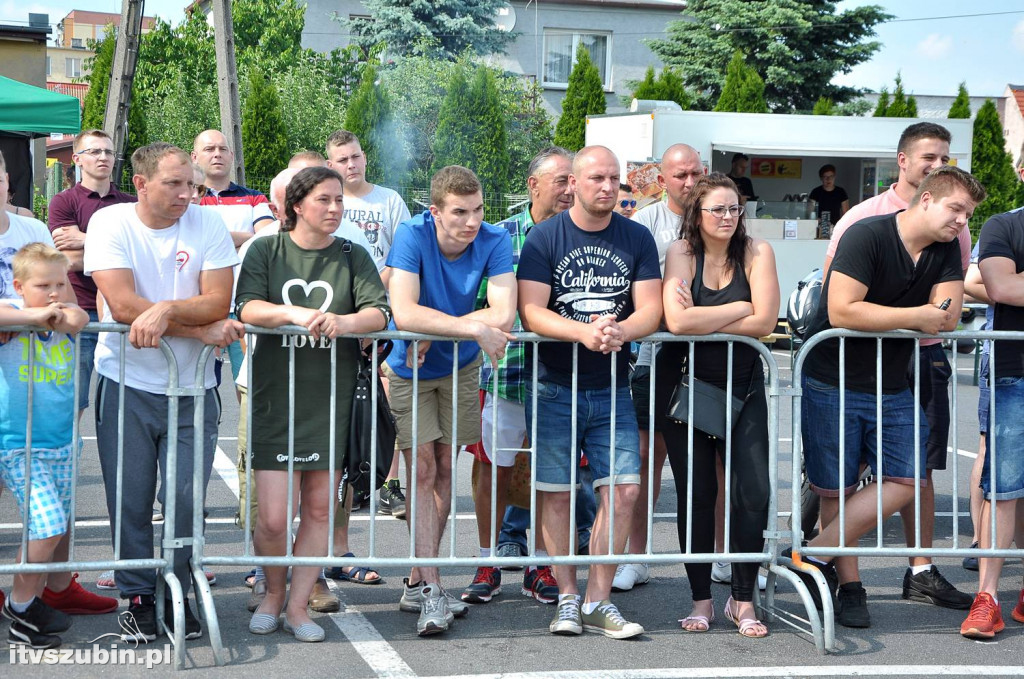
[872,88,889,117]
[626,66,692,109]
[345,63,406,186]
[971,100,1021,239]
[344,0,516,61]
[143,72,220,151]
[812,96,835,115]
[948,82,971,119]
[554,42,606,151]
[241,69,290,184]
[873,74,918,118]
[835,99,872,116]
[647,0,891,111]
[82,30,115,129]
[907,95,918,118]
[277,54,348,156]
[714,51,768,113]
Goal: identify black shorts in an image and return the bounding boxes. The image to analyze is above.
[915,344,952,471]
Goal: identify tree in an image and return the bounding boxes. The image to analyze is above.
[466,66,509,201]
[970,100,1020,238]
[344,0,516,61]
[432,67,475,171]
[648,0,891,111]
[345,63,406,186]
[873,74,918,118]
[82,30,115,129]
[872,88,890,117]
[812,96,835,115]
[553,43,606,151]
[241,69,290,185]
[948,82,971,119]
[627,66,692,109]
[714,51,768,113]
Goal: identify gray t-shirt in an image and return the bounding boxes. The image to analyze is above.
[340,184,411,269]
[632,201,683,366]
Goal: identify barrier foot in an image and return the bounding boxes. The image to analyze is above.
[158,573,187,670]
[767,561,833,654]
[191,560,227,666]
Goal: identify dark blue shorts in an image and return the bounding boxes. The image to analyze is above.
[802,376,929,497]
[978,352,990,435]
[982,375,1024,500]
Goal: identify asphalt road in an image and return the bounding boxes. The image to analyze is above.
[2,346,1024,678]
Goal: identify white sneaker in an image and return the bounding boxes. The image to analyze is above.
[611,563,650,592]
[711,561,731,583]
[758,572,768,591]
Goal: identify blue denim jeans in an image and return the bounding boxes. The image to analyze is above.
[76,309,99,410]
[982,375,1024,500]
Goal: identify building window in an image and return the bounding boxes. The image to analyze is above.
[66,57,81,78]
[543,30,611,90]
[95,26,106,42]
[46,56,51,77]
[71,37,83,48]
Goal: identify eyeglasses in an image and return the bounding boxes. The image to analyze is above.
[702,204,744,219]
[619,199,637,208]
[77,148,115,157]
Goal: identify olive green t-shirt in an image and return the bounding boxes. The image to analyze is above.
[236,232,390,470]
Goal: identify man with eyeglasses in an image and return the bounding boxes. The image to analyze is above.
[613,143,703,593]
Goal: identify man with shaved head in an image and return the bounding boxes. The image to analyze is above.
[614,143,703,592]
[518,145,662,638]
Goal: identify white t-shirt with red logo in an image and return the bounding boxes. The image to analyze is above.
[84,203,239,393]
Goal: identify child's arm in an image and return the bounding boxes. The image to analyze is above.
[0,304,60,329]
[50,303,89,334]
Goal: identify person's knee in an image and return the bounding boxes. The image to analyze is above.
[256,507,291,539]
[616,483,640,507]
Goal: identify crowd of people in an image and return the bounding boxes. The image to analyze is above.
[0,119,1023,652]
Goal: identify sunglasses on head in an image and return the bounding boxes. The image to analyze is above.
[620,199,637,208]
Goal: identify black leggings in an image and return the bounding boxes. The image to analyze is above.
[663,374,770,603]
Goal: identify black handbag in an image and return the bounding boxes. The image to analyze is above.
[345,347,396,495]
[665,374,745,439]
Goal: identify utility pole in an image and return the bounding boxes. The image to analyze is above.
[102,0,145,183]
[212,0,245,185]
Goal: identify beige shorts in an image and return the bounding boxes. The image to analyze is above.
[383,355,483,450]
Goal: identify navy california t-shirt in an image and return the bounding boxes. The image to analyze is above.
[517,210,661,390]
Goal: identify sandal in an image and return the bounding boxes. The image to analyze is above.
[327,553,383,585]
[723,596,768,638]
[678,605,714,633]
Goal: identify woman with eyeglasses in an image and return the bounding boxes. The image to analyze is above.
[657,173,779,638]
[614,183,636,218]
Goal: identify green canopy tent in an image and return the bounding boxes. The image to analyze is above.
[0,75,81,208]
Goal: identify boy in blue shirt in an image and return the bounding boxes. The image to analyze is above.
[0,243,89,649]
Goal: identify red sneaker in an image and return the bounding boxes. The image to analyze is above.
[0,588,5,612]
[1013,588,1024,624]
[960,592,1005,639]
[522,565,559,604]
[42,573,119,615]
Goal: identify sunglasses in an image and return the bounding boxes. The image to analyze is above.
[619,199,637,208]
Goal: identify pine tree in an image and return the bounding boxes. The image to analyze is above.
[812,97,835,115]
[553,43,606,151]
[241,69,290,185]
[907,95,918,118]
[466,66,509,201]
[630,66,692,109]
[82,31,115,129]
[886,73,909,117]
[872,88,890,117]
[432,66,475,173]
[714,51,768,113]
[345,63,406,186]
[970,100,1020,238]
[948,82,971,119]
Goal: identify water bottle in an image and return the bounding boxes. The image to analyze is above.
[818,210,832,240]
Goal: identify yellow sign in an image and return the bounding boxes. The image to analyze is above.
[751,158,802,179]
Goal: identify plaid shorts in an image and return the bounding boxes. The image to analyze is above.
[0,442,78,540]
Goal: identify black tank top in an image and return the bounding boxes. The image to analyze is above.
[689,250,760,387]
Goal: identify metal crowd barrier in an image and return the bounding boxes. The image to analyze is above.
[0,323,204,670]
[789,328,1024,652]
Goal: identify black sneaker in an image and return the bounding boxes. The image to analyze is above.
[2,596,71,634]
[120,595,158,643]
[962,542,979,572]
[902,566,973,610]
[351,488,372,512]
[164,598,203,640]
[782,548,838,611]
[8,621,62,649]
[378,479,407,519]
[836,581,871,628]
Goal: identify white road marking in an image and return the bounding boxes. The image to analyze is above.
[419,667,1024,679]
[213,445,240,498]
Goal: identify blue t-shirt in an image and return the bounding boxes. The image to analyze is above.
[385,211,514,380]
[0,301,76,449]
[517,210,661,390]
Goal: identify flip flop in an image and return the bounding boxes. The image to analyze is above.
[328,553,383,585]
[723,596,768,638]
[678,609,714,632]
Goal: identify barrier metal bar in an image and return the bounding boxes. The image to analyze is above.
[449,343,459,560]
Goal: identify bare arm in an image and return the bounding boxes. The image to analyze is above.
[63,249,84,273]
[464,272,517,332]
[231,231,253,248]
[519,279,630,353]
[717,240,781,338]
[619,278,663,342]
[839,200,850,218]
[964,263,991,304]
[662,241,752,335]
[51,303,89,334]
[979,256,1024,306]
[827,271,954,334]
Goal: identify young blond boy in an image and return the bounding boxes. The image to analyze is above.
[0,243,88,649]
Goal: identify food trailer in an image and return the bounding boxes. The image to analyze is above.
[585,109,974,318]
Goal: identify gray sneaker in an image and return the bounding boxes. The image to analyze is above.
[497,543,525,571]
[399,578,467,618]
[416,585,451,636]
[580,600,644,639]
[549,596,582,636]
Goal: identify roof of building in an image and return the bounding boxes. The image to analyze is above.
[1009,84,1024,114]
[60,10,156,29]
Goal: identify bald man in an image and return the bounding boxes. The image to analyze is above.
[614,144,703,592]
[518,145,662,639]
[192,130,273,249]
